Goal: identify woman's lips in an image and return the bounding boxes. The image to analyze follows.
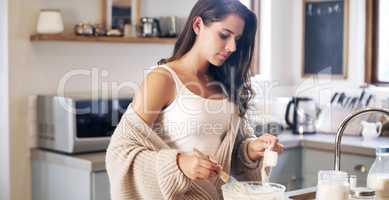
[218,53,230,60]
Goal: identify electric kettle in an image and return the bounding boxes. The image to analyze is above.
[285,97,317,134]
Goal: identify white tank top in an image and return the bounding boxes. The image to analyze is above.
[152,65,235,156]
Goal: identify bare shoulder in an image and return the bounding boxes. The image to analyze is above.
[132,67,176,125]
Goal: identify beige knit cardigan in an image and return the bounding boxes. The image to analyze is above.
[106,104,262,200]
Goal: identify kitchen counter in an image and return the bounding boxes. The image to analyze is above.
[31,148,106,172]
[31,131,389,171]
[285,187,316,200]
[279,131,389,156]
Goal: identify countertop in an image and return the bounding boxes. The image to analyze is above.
[285,187,316,200]
[279,131,389,156]
[31,131,389,172]
[31,149,106,172]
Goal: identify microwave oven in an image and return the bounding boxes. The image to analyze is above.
[36,95,132,154]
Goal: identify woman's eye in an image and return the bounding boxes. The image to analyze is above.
[219,32,230,40]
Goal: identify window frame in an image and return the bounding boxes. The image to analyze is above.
[248,0,260,75]
[365,0,389,86]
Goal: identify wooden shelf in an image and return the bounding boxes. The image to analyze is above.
[30,34,177,44]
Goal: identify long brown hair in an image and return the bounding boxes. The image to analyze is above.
[158,0,257,117]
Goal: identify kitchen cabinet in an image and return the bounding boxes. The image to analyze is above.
[270,147,303,191]
[31,133,386,199]
[301,148,375,188]
[31,149,110,200]
[92,171,111,200]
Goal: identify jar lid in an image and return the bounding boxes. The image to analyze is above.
[376,146,389,154]
[350,187,375,197]
[40,9,61,12]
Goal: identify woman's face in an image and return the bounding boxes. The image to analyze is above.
[195,14,245,66]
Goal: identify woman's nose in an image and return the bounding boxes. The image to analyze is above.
[225,38,236,53]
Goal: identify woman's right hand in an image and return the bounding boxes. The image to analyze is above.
[177,152,220,180]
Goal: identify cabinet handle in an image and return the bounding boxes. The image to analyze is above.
[354,164,368,173]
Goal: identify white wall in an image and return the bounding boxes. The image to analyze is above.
[8,0,196,200]
[259,0,271,79]
[264,0,368,104]
[0,0,10,199]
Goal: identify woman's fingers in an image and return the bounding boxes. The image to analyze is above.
[262,134,278,147]
[198,159,218,171]
[273,143,284,153]
[192,150,221,180]
[197,167,211,179]
[195,164,218,179]
[194,151,219,170]
[260,134,281,150]
[252,134,284,153]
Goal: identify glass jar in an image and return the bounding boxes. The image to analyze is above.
[316,170,350,200]
[350,187,376,200]
[367,147,389,200]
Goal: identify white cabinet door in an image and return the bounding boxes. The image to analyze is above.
[270,147,303,191]
[92,171,111,200]
[302,148,374,188]
[32,160,91,200]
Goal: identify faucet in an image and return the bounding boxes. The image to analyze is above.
[334,107,389,171]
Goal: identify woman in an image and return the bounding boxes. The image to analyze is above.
[106,0,284,199]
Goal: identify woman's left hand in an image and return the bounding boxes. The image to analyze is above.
[246,133,284,161]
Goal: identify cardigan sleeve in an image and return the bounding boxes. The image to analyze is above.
[230,118,262,181]
[105,109,192,200]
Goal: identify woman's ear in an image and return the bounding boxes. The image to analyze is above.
[192,16,203,35]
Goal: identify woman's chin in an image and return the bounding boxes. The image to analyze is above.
[209,59,225,66]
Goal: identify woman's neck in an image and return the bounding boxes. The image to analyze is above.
[176,48,209,76]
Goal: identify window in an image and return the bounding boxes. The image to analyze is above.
[366,0,389,85]
[240,0,252,9]
[376,0,389,82]
[238,0,260,74]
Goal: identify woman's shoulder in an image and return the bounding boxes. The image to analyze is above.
[143,66,176,97]
[131,66,177,124]
[148,66,175,81]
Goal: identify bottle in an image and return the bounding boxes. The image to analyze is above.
[316,170,350,200]
[367,147,389,200]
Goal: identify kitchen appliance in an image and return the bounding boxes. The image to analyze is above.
[140,17,159,37]
[285,97,317,134]
[158,16,178,37]
[36,9,64,34]
[36,95,132,154]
